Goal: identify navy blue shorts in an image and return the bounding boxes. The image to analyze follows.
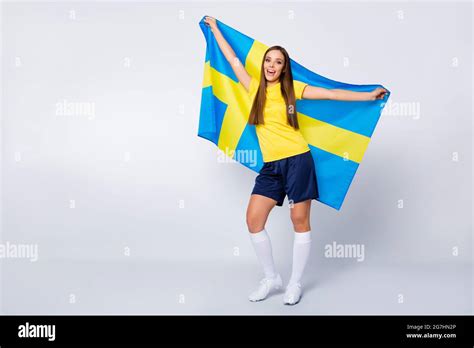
[251,150,319,207]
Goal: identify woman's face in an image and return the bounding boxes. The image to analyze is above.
[264,50,285,83]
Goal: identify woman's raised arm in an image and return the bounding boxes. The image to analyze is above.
[302,85,388,101]
[204,16,252,91]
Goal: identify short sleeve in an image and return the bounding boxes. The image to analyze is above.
[247,75,259,98]
[294,80,308,100]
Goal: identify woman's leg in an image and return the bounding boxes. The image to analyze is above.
[246,193,277,233]
[290,199,312,232]
[284,199,313,304]
[246,194,282,301]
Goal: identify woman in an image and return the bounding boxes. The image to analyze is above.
[203,16,387,305]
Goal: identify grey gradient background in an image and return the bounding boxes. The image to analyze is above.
[0,1,472,314]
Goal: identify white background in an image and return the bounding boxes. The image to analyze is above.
[1,1,472,314]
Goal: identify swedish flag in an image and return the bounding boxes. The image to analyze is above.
[198,16,390,210]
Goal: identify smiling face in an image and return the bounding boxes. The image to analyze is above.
[263,49,285,83]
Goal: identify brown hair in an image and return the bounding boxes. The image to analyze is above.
[248,46,300,129]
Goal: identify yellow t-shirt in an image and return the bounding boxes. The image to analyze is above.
[247,75,310,163]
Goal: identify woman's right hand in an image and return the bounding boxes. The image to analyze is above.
[204,16,217,31]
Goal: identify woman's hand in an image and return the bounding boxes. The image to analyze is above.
[370,87,388,100]
[202,15,250,88]
[204,16,218,32]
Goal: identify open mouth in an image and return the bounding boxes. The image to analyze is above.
[266,69,275,76]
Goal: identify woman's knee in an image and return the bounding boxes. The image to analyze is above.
[246,212,265,233]
[246,194,275,233]
[290,212,310,231]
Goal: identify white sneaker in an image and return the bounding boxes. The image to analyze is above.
[283,282,302,305]
[248,274,283,302]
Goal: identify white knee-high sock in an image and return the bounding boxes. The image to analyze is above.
[249,228,277,279]
[288,230,312,286]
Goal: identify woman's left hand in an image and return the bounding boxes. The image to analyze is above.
[370,87,388,100]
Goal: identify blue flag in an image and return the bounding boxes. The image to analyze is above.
[198,16,391,210]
